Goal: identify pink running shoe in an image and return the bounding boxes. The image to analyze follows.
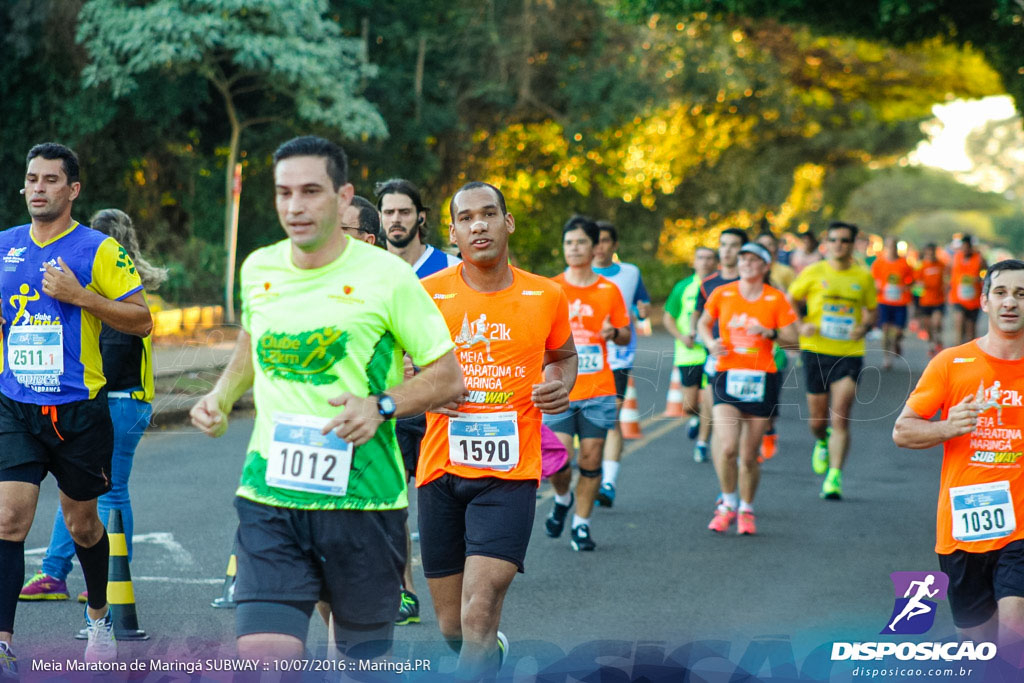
[19,572,69,601]
[708,506,737,533]
[737,511,757,535]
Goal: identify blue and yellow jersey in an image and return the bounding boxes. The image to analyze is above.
[0,222,144,405]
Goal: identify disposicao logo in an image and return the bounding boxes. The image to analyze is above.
[881,571,948,635]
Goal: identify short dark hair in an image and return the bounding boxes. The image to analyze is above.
[720,228,748,245]
[27,143,80,184]
[350,195,385,248]
[695,246,718,259]
[756,230,777,246]
[595,220,617,244]
[273,136,348,190]
[449,181,507,222]
[982,259,1024,297]
[562,215,600,246]
[962,234,974,246]
[828,221,859,240]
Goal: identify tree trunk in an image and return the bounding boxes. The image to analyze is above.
[414,34,426,123]
[223,108,241,324]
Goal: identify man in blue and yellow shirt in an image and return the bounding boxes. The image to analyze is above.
[0,143,153,673]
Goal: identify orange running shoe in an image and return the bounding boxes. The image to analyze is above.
[758,433,778,463]
[708,506,737,533]
[737,511,757,535]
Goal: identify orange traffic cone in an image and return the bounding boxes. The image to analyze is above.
[620,376,643,439]
[76,509,149,641]
[662,366,686,418]
[211,540,238,609]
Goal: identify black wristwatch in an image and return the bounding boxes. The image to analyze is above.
[766,328,778,340]
[376,394,397,420]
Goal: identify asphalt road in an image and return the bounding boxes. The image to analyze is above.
[12,331,1011,681]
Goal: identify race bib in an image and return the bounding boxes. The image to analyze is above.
[883,284,904,302]
[266,413,353,496]
[448,411,520,471]
[7,324,64,378]
[820,314,855,341]
[577,344,604,375]
[958,277,977,302]
[703,355,717,376]
[724,369,766,402]
[950,481,1016,543]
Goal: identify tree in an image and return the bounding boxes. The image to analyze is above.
[77,0,387,319]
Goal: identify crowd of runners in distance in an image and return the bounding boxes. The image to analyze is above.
[3,134,1023,679]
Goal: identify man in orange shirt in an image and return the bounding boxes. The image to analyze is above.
[698,243,799,535]
[418,181,577,678]
[871,236,915,370]
[915,242,947,355]
[950,234,987,346]
[544,216,631,552]
[893,259,1024,648]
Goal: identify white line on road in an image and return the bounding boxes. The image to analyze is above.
[26,531,194,568]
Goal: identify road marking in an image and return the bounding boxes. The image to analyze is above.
[26,531,194,568]
[133,576,223,585]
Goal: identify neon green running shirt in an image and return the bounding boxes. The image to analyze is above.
[236,237,455,510]
[664,275,707,367]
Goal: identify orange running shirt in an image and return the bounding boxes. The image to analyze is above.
[905,340,1024,554]
[950,252,983,309]
[552,272,629,401]
[871,255,915,306]
[703,281,798,373]
[417,265,572,487]
[916,260,946,307]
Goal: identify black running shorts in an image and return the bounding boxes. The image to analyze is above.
[679,363,704,388]
[417,474,537,577]
[801,350,863,395]
[232,497,406,626]
[0,391,113,501]
[711,370,780,418]
[938,539,1024,629]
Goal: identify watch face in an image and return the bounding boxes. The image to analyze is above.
[379,395,397,416]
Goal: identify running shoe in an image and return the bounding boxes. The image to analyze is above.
[758,433,777,463]
[811,429,830,475]
[686,416,700,440]
[693,442,709,463]
[821,469,843,500]
[595,482,616,508]
[78,591,88,604]
[19,572,69,601]
[570,524,596,551]
[708,506,737,533]
[545,493,573,538]
[395,589,420,625]
[737,511,757,535]
[84,609,117,663]
[0,642,17,680]
[497,631,509,670]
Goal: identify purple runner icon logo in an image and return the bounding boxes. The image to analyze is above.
[881,571,949,635]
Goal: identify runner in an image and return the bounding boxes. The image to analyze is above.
[871,236,915,370]
[375,178,460,626]
[915,242,947,355]
[755,230,796,461]
[189,136,463,663]
[893,259,1024,648]
[663,247,718,462]
[788,221,877,500]
[698,243,798,535]
[0,143,153,672]
[417,181,576,678]
[340,195,386,247]
[544,216,630,551]
[20,209,165,606]
[592,220,650,508]
[950,234,987,346]
[789,230,823,274]
[690,228,749,464]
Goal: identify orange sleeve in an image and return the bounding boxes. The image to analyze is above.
[905,356,948,420]
[546,289,572,349]
[609,287,630,329]
[775,295,799,328]
[704,287,722,322]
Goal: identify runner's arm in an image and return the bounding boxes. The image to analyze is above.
[533,334,578,414]
[662,311,691,345]
[190,330,255,438]
[42,257,152,336]
[853,307,877,340]
[892,394,980,449]
[696,310,724,356]
[776,321,800,350]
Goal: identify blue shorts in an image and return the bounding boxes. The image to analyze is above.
[877,304,908,328]
[542,395,618,438]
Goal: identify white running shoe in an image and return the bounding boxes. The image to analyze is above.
[84,609,117,663]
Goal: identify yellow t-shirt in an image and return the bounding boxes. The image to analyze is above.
[788,260,877,358]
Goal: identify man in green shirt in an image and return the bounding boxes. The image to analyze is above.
[663,246,718,461]
[191,136,464,663]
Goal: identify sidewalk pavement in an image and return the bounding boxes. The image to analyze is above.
[150,333,248,428]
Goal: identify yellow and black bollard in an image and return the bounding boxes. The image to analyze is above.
[76,509,149,640]
[211,541,238,609]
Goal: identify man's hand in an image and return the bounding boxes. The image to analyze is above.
[946,387,984,438]
[432,390,469,418]
[707,338,726,357]
[850,323,869,341]
[636,301,650,319]
[799,322,817,337]
[600,316,616,341]
[746,321,769,338]
[532,379,569,414]
[322,394,385,446]
[190,393,229,438]
[42,257,85,306]
[681,333,696,349]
